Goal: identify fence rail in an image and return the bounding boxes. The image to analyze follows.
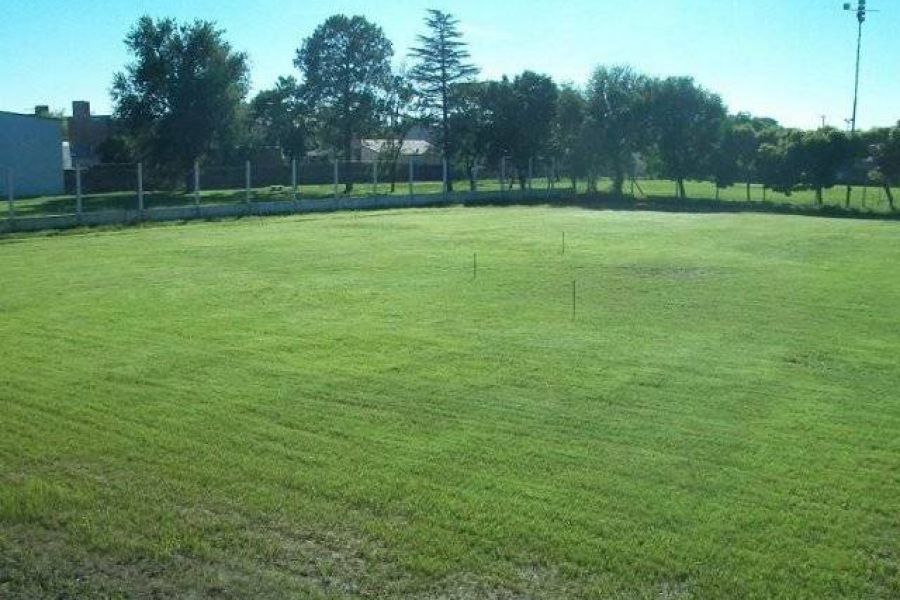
[2,157,896,234]
[1,157,572,234]
[2,157,571,232]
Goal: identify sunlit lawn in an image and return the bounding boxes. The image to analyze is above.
[1,206,899,598]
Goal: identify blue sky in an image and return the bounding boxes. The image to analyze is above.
[0,0,896,129]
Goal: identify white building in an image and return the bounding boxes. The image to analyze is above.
[0,111,64,197]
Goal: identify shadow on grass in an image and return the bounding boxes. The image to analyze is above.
[465,190,900,222]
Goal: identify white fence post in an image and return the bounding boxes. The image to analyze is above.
[292,158,298,201]
[373,160,378,195]
[193,159,200,206]
[333,159,339,200]
[75,163,83,217]
[6,167,13,219]
[245,160,252,203]
[528,157,533,192]
[137,162,144,215]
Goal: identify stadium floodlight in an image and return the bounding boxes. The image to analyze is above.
[842,1,878,204]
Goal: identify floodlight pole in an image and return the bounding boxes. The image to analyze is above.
[845,1,868,206]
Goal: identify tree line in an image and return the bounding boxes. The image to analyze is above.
[107,12,900,206]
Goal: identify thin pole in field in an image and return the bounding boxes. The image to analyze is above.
[562,231,566,255]
[137,162,144,215]
[473,252,477,280]
[193,159,200,206]
[75,162,83,217]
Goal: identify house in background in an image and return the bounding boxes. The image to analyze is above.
[0,111,64,197]
[357,139,434,162]
[354,125,437,163]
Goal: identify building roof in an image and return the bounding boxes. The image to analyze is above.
[360,139,433,156]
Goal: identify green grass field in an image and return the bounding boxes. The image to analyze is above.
[1,206,899,598]
[8,177,898,218]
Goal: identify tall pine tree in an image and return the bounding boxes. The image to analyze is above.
[409,10,478,191]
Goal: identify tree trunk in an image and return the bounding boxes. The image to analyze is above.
[816,187,823,205]
[611,167,625,197]
[715,186,720,201]
[885,184,894,210]
[677,178,687,200]
[746,180,751,202]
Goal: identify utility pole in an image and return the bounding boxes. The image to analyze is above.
[843,0,873,205]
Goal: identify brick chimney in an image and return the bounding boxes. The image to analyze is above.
[72,101,91,120]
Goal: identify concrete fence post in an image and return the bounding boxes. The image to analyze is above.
[245,160,252,204]
[6,167,14,220]
[373,160,378,195]
[137,162,144,215]
[333,159,339,200]
[291,158,298,201]
[528,157,533,192]
[193,159,200,206]
[75,163,83,217]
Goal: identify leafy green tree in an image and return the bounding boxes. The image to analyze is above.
[648,77,726,199]
[731,123,761,201]
[553,84,588,190]
[111,16,250,174]
[481,73,558,190]
[757,129,804,197]
[867,123,900,209]
[510,72,558,189]
[378,71,418,192]
[96,136,134,164]
[409,10,478,191]
[796,128,850,204]
[250,76,308,160]
[449,81,491,191]
[295,15,393,191]
[711,122,742,200]
[584,66,651,196]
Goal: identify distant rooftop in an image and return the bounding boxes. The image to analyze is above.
[360,139,433,156]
